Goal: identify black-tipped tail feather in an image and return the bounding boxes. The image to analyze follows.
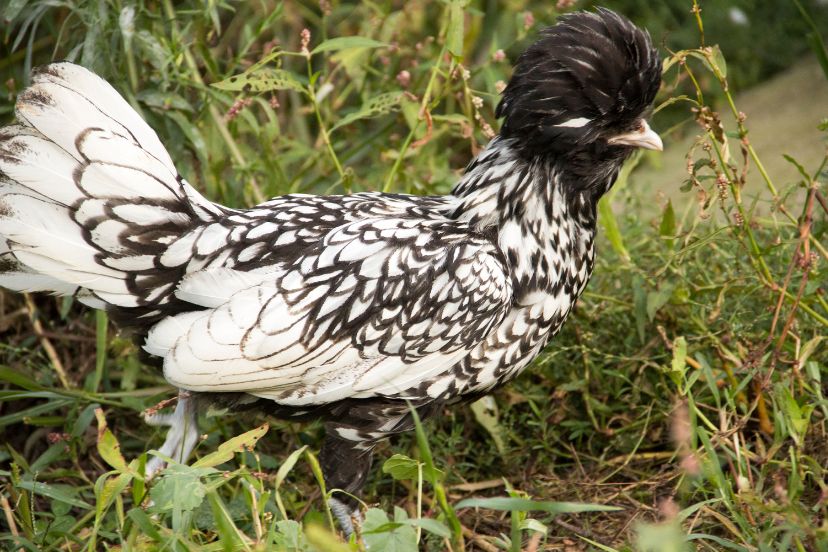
[0,62,224,330]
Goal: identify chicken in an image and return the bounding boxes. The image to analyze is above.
[0,8,661,533]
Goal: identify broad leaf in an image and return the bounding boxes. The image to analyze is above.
[16,481,92,510]
[311,36,387,54]
[149,464,216,513]
[660,200,676,248]
[362,508,418,552]
[192,423,268,468]
[383,453,421,481]
[331,91,404,131]
[646,285,674,322]
[470,396,506,454]
[213,69,306,93]
[446,0,468,58]
[95,409,128,473]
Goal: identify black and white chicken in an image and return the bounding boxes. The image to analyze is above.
[0,8,661,532]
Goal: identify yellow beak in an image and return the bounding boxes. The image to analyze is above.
[607,120,663,151]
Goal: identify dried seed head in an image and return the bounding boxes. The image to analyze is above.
[680,452,701,476]
[479,119,496,139]
[495,80,507,94]
[716,173,729,200]
[226,97,253,121]
[300,28,311,57]
[556,0,577,9]
[263,39,280,53]
[736,475,750,492]
[657,496,680,520]
[47,432,71,444]
[670,401,692,450]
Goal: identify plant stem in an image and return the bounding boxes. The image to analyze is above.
[161,0,265,203]
[305,55,346,187]
[383,31,451,191]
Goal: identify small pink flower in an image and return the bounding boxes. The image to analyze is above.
[300,28,311,57]
[226,97,253,121]
[523,11,535,30]
[492,49,506,62]
[396,70,411,88]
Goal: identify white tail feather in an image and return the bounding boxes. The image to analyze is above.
[0,62,221,312]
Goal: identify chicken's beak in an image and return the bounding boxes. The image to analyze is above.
[607,120,663,151]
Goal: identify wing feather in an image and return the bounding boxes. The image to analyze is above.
[151,218,512,404]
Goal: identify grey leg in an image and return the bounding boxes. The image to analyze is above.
[328,496,362,537]
[144,392,199,478]
[319,429,377,537]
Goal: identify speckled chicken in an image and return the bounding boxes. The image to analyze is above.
[0,8,662,533]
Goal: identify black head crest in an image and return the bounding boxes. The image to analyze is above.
[496,8,661,156]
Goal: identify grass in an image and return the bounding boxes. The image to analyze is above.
[1,0,827,550]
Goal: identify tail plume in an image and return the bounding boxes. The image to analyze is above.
[0,62,224,323]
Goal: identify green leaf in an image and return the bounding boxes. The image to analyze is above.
[659,200,676,248]
[166,110,209,166]
[598,196,630,261]
[707,45,727,79]
[90,471,132,551]
[455,497,621,514]
[191,423,268,468]
[1,0,29,22]
[470,396,506,454]
[362,508,418,552]
[446,0,468,58]
[383,453,421,481]
[672,337,687,373]
[406,517,451,538]
[0,366,45,391]
[15,481,92,510]
[670,336,687,388]
[274,520,312,550]
[793,0,828,81]
[127,509,162,541]
[304,524,352,552]
[212,69,306,93]
[646,285,674,322]
[206,491,249,549]
[632,276,647,343]
[149,464,216,514]
[275,445,308,489]
[95,408,128,473]
[331,91,404,131]
[311,36,387,55]
[72,403,99,438]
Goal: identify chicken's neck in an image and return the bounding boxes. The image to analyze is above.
[448,136,617,300]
